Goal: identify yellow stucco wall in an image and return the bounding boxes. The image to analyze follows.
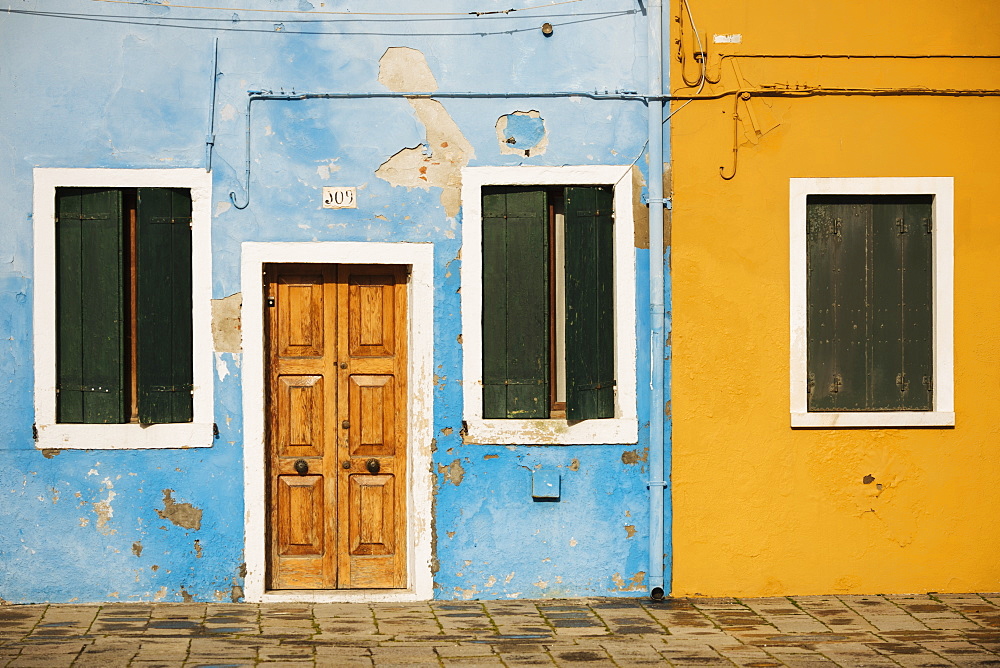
[669,1,1000,596]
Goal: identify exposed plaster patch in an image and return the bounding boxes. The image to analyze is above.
[438,459,465,486]
[154,586,167,601]
[41,449,61,459]
[624,525,637,538]
[495,110,548,157]
[485,576,497,588]
[621,448,649,465]
[440,427,453,436]
[156,489,203,530]
[569,538,577,547]
[231,583,244,602]
[180,587,194,602]
[211,293,243,353]
[378,46,438,93]
[132,541,143,557]
[215,353,230,382]
[568,458,580,471]
[315,159,341,180]
[483,454,498,460]
[194,539,203,558]
[92,478,117,535]
[376,48,473,217]
[610,571,646,591]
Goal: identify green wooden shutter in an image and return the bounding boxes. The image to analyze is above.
[807,197,868,410]
[56,188,126,423]
[807,195,933,411]
[482,187,550,419]
[136,188,193,423]
[564,186,616,420]
[871,196,933,410]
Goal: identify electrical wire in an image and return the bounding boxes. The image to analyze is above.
[7,8,636,36]
[664,0,705,123]
[87,0,592,17]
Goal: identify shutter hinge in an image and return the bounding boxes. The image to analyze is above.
[213,423,220,438]
[896,372,909,394]
[924,217,932,234]
[32,423,38,441]
[267,297,276,308]
[807,373,815,395]
[923,375,933,394]
[834,217,843,237]
[829,374,842,394]
[895,216,908,235]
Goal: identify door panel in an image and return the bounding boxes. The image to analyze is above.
[266,263,407,590]
[338,265,407,589]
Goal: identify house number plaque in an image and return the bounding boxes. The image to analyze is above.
[322,186,357,209]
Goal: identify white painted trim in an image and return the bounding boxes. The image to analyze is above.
[789,177,955,428]
[460,166,639,445]
[32,168,214,449]
[240,241,435,603]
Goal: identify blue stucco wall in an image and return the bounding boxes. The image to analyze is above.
[0,0,669,602]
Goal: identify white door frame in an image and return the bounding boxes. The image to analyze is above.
[241,241,435,602]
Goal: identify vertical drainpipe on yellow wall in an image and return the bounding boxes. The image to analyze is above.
[647,0,667,601]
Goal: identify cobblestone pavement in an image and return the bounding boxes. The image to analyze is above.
[1,594,998,667]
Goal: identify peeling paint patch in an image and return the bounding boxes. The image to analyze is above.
[132,541,143,557]
[376,48,473,217]
[621,448,649,465]
[40,449,61,459]
[156,489,203,530]
[194,539,203,558]
[496,110,548,157]
[438,459,465,486]
[568,458,580,471]
[179,587,194,603]
[92,479,117,535]
[624,525,637,538]
[610,571,647,591]
[441,427,453,436]
[484,454,498,460]
[211,293,242,353]
[154,586,167,601]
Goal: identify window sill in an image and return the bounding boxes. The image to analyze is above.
[791,412,955,428]
[34,422,216,449]
[464,418,638,445]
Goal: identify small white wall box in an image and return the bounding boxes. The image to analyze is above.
[532,470,561,500]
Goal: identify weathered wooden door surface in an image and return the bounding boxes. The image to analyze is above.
[266,263,408,590]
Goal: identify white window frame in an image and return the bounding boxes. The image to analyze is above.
[789,177,955,428]
[461,166,638,445]
[32,168,215,449]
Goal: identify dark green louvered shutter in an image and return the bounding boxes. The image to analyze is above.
[807,195,932,411]
[482,187,550,418]
[56,188,127,423]
[136,188,193,423]
[564,186,616,419]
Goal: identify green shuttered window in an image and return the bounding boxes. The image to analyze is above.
[482,186,615,420]
[56,187,193,424]
[806,195,933,411]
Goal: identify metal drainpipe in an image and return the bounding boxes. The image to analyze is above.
[647,0,667,601]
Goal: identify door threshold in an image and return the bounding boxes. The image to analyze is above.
[259,589,423,604]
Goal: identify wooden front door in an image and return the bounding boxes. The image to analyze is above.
[265,263,408,590]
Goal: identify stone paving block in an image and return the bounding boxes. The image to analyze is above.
[495,651,555,666]
[441,657,505,666]
[548,647,613,665]
[816,641,900,666]
[370,646,440,662]
[434,644,498,657]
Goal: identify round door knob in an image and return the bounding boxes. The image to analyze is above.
[294,459,309,475]
[366,458,381,474]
